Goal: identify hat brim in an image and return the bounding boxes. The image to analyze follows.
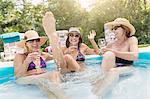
[67,31,82,38]
[68,31,80,34]
[16,36,47,48]
[105,21,135,36]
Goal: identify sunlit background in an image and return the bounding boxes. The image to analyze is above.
[77,0,97,11]
[25,0,98,11]
[0,0,150,50]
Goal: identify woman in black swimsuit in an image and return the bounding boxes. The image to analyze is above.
[88,18,139,98]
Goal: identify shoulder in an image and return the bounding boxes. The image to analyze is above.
[128,36,138,41]
[127,36,138,44]
[14,53,26,59]
[14,53,26,66]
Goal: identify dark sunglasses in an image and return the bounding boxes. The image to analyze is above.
[69,33,80,38]
[112,25,123,30]
[26,38,40,43]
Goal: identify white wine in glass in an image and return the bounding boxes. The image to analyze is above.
[32,49,41,70]
[98,38,106,48]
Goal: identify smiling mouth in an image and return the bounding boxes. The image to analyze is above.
[72,40,77,42]
[32,45,39,49]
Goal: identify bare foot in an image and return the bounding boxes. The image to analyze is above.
[42,12,67,73]
[42,11,56,37]
[92,77,104,95]
[92,71,119,96]
[39,80,70,99]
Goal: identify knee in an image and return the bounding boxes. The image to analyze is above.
[51,71,60,76]
[103,51,115,60]
[64,54,73,60]
[109,68,119,75]
[49,71,61,82]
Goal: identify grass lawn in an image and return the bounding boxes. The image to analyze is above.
[138,44,150,48]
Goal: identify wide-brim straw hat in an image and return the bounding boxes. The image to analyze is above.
[104,18,136,36]
[16,30,47,48]
[68,27,81,35]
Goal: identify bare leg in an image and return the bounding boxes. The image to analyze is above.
[92,51,118,97]
[92,70,119,96]
[111,66,135,76]
[16,72,69,99]
[42,12,81,72]
[101,51,116,73]
[64,54,81,72]
[38,79,69,99]
[92,51,134,97]
[42,12,66,70]
[92,51,116,86]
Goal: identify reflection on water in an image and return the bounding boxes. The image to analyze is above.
[0,59,150,99]
[104,67,149,99]
[0,82,46,99]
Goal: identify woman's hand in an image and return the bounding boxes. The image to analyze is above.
[88,30,96,40]
[25,52,40,64]
[27,69,46,75]
[67,46,78,54]
[35,69,46,75]
[100,47,116,54]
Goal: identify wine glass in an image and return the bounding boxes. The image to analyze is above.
[98,38,106,48]
[32,49,41,70]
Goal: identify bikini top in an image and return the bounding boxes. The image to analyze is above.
[76,47,85,61]
[27,57,47,71]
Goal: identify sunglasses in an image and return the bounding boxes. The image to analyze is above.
[26,38,40,43]
[69,33,80,38]
[112,26,123,30]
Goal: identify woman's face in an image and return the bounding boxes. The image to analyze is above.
[26,38,41,52]
[68,32,80,46]
[113,26,125,39]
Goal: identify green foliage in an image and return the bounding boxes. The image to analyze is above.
[0,0,150,52]
[0,40,3,52]
[138,44,150,48]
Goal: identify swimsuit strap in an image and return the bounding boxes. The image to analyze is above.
[76,47,85,61]
[27,57,47,71]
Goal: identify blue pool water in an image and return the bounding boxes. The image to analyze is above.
[0,52,150,99]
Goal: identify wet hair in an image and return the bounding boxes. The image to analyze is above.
[66,32,82,48]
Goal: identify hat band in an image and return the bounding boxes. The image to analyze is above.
[25,36,41,41]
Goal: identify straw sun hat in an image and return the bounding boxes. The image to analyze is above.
[68,27,81,34]
[68,27,81,35]
[105,18,136,36]
[16,30,47,48]
[67,27,83,38]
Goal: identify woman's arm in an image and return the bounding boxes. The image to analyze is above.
[14,54,29,77]
[82,43,97,55]
[88,30,100,54]
[102,37,138,60]
[115,37,138,60]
